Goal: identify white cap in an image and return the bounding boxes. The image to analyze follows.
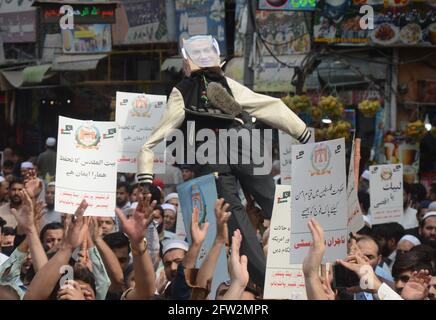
[21,162,34,169]
[422,211,436,222]
[47,182,56,188]
[162,239,189,256]
[398,235,421,246]
[161,203,176,214]
[361,170,370,181]
[46,137,56,147]
[0,176,5,183]
[164,193,179,203]
[428,202,436,210]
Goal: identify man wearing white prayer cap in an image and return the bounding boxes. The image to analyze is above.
[37,137,57,180]
[162,239,189,281]
[161,203,177,233]
[419,211,436,249]
[155,239,189,298]
[164,192,179,208]
[397,235,421,256]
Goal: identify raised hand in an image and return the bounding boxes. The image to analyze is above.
[11,190,35,233]
[214,198,231,244]
[89,217,103,243]
[24,169,42,199]
[228,229,249,289]
[115,193,156,245]
[191,206,209,246]
[302,219,326,278]
[401,269,431,300]
[57,280,86,300]
[65,200,89,249]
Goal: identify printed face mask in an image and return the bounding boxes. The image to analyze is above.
[182,35,220,68]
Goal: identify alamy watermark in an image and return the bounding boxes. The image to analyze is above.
[164,121,273,176]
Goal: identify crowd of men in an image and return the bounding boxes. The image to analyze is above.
[0,139,435,300]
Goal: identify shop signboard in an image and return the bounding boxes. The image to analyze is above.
[314,0,436,47]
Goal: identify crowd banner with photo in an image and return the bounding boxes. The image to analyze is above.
[264,185,307,300]
[290,138,348,264]
[115,92,166,174]
[369,164,404,225]
[175,0,227,55]
[347,137,365,233]
[279,128,315,185]
[55,116,118,217]
[314,0,436,47]
[177,174,229,299]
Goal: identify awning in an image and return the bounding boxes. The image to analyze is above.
[0,64,52,89]
[52,54,107,71]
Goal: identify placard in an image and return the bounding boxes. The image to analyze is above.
[55,116,117,216]
[369,164,403,225]
[115,92,166,174]
[264,185,307,300]
[290,138,348,263]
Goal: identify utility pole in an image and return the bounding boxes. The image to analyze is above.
[243,0,255,89]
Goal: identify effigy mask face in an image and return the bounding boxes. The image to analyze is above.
[182,35,221,69]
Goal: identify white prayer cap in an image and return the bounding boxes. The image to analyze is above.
[162,239,189,256]
[398,235,421,246]
[422,211,436,222]
[361,170,370,181]
[428,202,436,210]
[164,193,179,203]
[46,137,56,147]
[161,203,176,214]
[21,162,34,169]
[0,176,5,183]
[47,182,56,188]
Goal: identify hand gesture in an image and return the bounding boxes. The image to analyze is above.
[57,280,86,300]
[115,193,156,245]
[215,198,231,244]
[65,200,89,250]
[302,219,326,278]
[24,169,42,199]
[11,190,35,233]
[401,270,431,300]
[336,252,381,294]
[320,264,336,300]
[80,284,96,301]
[228,229,249,289]
[191,206,209,246]
[89,217,103,243]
